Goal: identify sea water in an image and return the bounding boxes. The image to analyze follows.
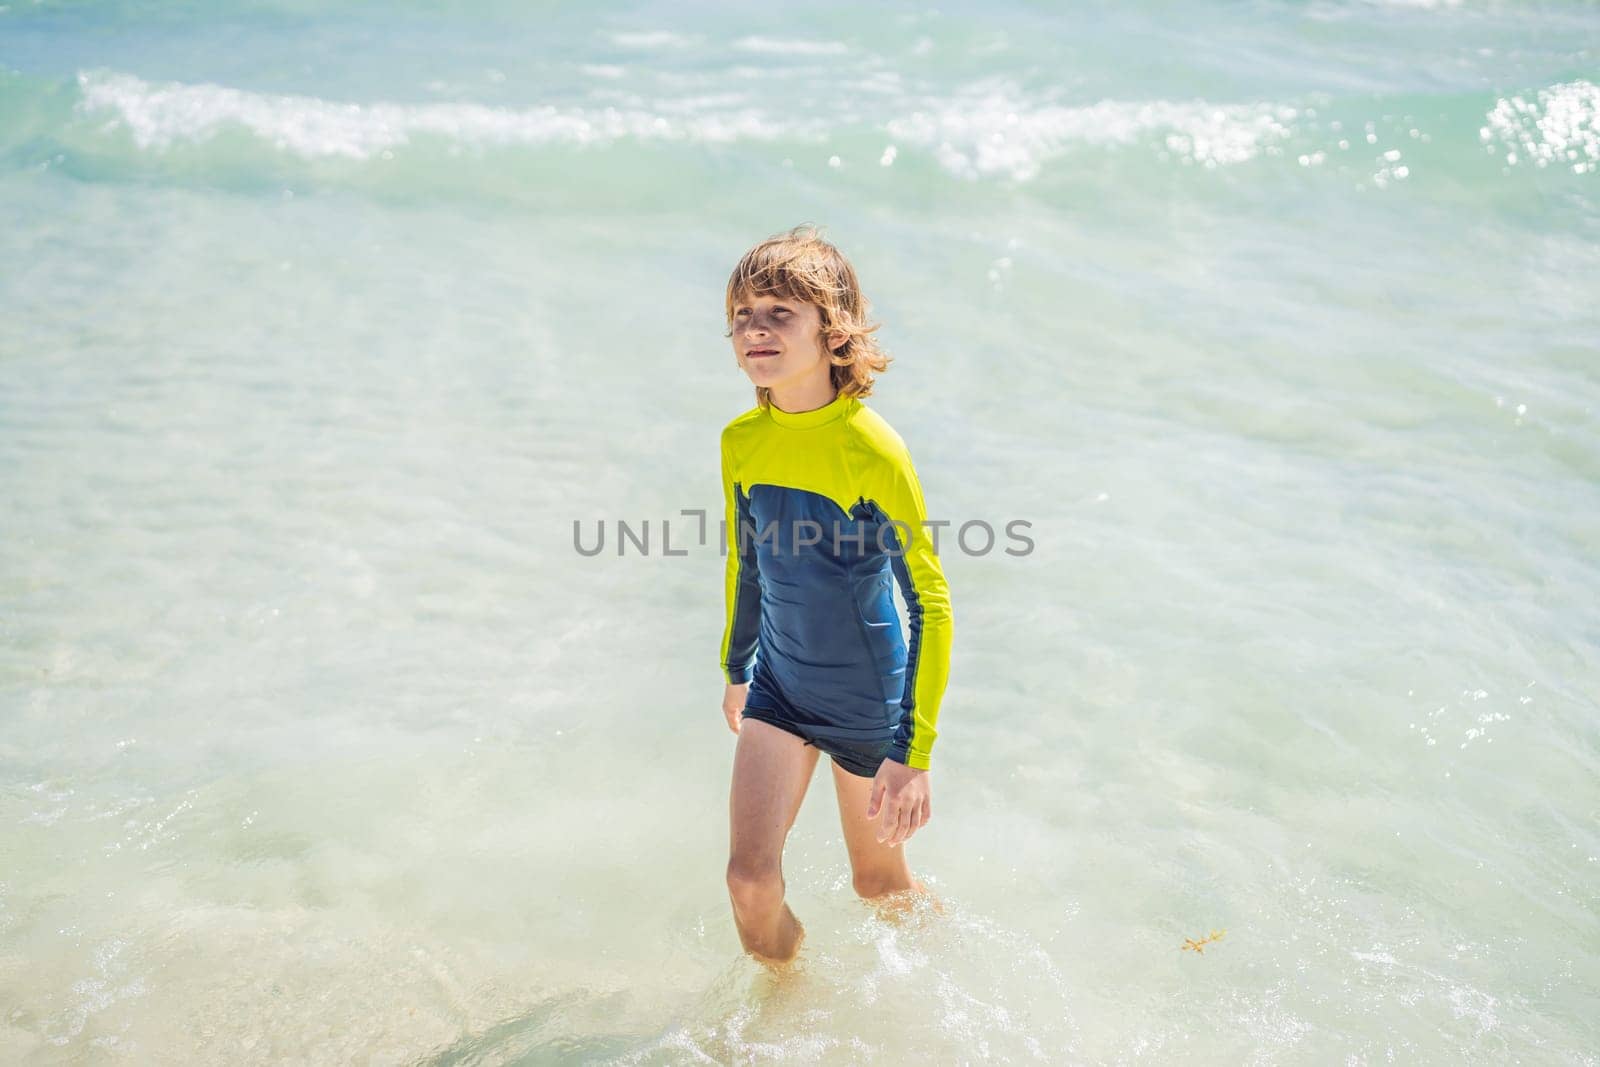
[1,0,1596,1062]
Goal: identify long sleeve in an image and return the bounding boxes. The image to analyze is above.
[874,444,954,770]
[719,430,762,684]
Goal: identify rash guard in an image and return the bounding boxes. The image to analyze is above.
[719,390,953,769]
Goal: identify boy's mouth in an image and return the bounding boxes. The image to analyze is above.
[746,348,780,358]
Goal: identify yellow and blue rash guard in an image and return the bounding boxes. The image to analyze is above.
[719,391,953,770]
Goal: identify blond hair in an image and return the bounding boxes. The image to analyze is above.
[725,224,891,408]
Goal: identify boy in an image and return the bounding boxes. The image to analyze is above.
[718,225,954,965]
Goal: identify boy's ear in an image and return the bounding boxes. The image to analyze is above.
[827,330,848,354]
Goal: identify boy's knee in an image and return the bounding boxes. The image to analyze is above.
[726,858,784,914]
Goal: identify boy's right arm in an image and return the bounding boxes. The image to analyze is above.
[719,432,762,713]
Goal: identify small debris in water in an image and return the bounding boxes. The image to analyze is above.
[1181,929,1227,955]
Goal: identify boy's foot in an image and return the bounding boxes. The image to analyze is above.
[747,917,806,988]
[866,880,945,922]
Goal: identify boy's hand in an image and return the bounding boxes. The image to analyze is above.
[722,682,749,734]
[866,760,931,847]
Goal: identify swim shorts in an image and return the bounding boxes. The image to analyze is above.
[742,663,900,779]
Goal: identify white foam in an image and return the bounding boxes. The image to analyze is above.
[75,70,809,159]
[73,70,1343,184]
[734,36,850,56]
[606,30,697,49]
[886,83,1296,180]
[1309,0,1465,13]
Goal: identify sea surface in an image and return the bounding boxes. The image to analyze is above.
[2,0,1597,1062]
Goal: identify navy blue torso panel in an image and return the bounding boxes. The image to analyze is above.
[745,485,907,730]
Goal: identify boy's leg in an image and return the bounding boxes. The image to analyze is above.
[728,719,821,964]
[830,759,922,900]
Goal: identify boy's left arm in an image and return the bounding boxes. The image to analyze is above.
[876,442,954,772]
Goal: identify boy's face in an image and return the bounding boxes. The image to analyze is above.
[730,290,847,395]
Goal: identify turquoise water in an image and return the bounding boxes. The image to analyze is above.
[2,1,1597,1061]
